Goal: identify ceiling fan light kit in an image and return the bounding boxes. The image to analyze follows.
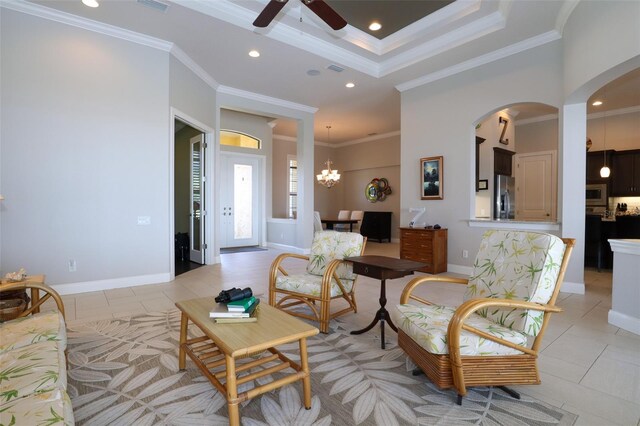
[253,0,347,30]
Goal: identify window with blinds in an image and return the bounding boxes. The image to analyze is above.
[288,157,297,219]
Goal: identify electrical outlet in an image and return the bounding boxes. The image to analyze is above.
[462,250,469,259]
[68,259,77,272]
[137,216,151,225]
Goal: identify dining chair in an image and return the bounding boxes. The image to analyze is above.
[313,211,323,232]
[392,230,574,404]
[350,210,364,233]
[334,210,351,231]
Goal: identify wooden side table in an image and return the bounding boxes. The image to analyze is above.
[0,275,45,317]
[345,256,426,349]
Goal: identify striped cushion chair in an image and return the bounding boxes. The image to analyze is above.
[269,230,366,333]
[392,230,574,404]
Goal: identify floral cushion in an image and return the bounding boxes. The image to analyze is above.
[276,274,354,297]
[392,303,527,356]
[0,311,67,354]
[464,230,566,336]
[0,341,67,403]
[306,231,364,280]
[0,388,74,426]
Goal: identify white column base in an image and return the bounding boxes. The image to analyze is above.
[608,309,640,335]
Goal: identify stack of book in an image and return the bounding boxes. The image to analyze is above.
[209,296,260,323]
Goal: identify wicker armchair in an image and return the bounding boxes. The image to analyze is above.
[393,230,575,404]
[269,230,366,333]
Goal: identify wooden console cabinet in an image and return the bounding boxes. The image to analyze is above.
[399,227,448,274]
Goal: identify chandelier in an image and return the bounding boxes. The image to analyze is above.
[316,126,341,188]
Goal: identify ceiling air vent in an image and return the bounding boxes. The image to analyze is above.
[326,64,345,73]
[136,0,169,12]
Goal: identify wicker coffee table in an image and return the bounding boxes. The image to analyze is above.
[175,298,319,425]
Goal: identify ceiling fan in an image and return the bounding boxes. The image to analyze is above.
[253,0,347,30]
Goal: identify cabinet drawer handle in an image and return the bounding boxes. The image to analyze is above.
[364,267,369,273]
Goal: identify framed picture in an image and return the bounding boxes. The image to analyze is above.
[420,156,443,200]
[477,179,488,191]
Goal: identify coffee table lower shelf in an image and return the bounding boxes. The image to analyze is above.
[180,335,311,424]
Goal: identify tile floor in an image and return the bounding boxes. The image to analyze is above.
[49,242,639,425]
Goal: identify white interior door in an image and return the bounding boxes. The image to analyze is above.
[515,150,557,221]
[190,134,205,263]
[220,153,260,248]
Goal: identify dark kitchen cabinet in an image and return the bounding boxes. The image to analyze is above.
[360,211,392,242]
[610,150,640,196]
[494,147,514,176]
[615,216,640,239]
[586,150,613,184]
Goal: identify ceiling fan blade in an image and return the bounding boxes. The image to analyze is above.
[253,0,288,28]
[303,0,347,30]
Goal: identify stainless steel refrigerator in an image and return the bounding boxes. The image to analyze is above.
[494,175,515,219]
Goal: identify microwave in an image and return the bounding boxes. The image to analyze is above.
[586,183,607,206]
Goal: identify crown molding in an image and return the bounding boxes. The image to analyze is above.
[588,105,640,120]
[1,0,172,51]
[335,130,401,148]
[170,45,218,90]
[176,0,380,77]
[217,86,318,114]
[380,10,506,77]
[396,30,561,92]
[379,0,482,56]
[514,105,640,126]
[272,134,332,147]
[338,0,482,56]
[514,114,559,126]
[273,134,298,142]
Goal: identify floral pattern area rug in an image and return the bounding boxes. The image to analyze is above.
[66,311,577,426]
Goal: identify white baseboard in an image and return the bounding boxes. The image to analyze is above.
[608,309,640,335]
[51,273,171,296]
[391,238,400,244]
[266,242,309,254]
[560,280,585,294]
[447,264,473,276]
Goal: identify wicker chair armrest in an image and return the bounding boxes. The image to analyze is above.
[447,298,562,358]
[0,280,65,320]
[268,253,310,288]
[399,275,469,305]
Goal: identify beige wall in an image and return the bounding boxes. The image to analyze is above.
[327,135,401,239]
[314,145,341,218]
[516,110,640,154]
[516,119,559,154]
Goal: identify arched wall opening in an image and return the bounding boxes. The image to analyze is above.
[473,103,559,222]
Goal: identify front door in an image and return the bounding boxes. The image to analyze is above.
[220,153,260,248]
[190,134,205,263]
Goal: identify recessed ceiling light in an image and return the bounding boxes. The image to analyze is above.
[307,69,321,76]
[82,0,99,7]
[369,21,382,31]
[248,50,260,58]
[345,82,355,88]
[592,100,603,106]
